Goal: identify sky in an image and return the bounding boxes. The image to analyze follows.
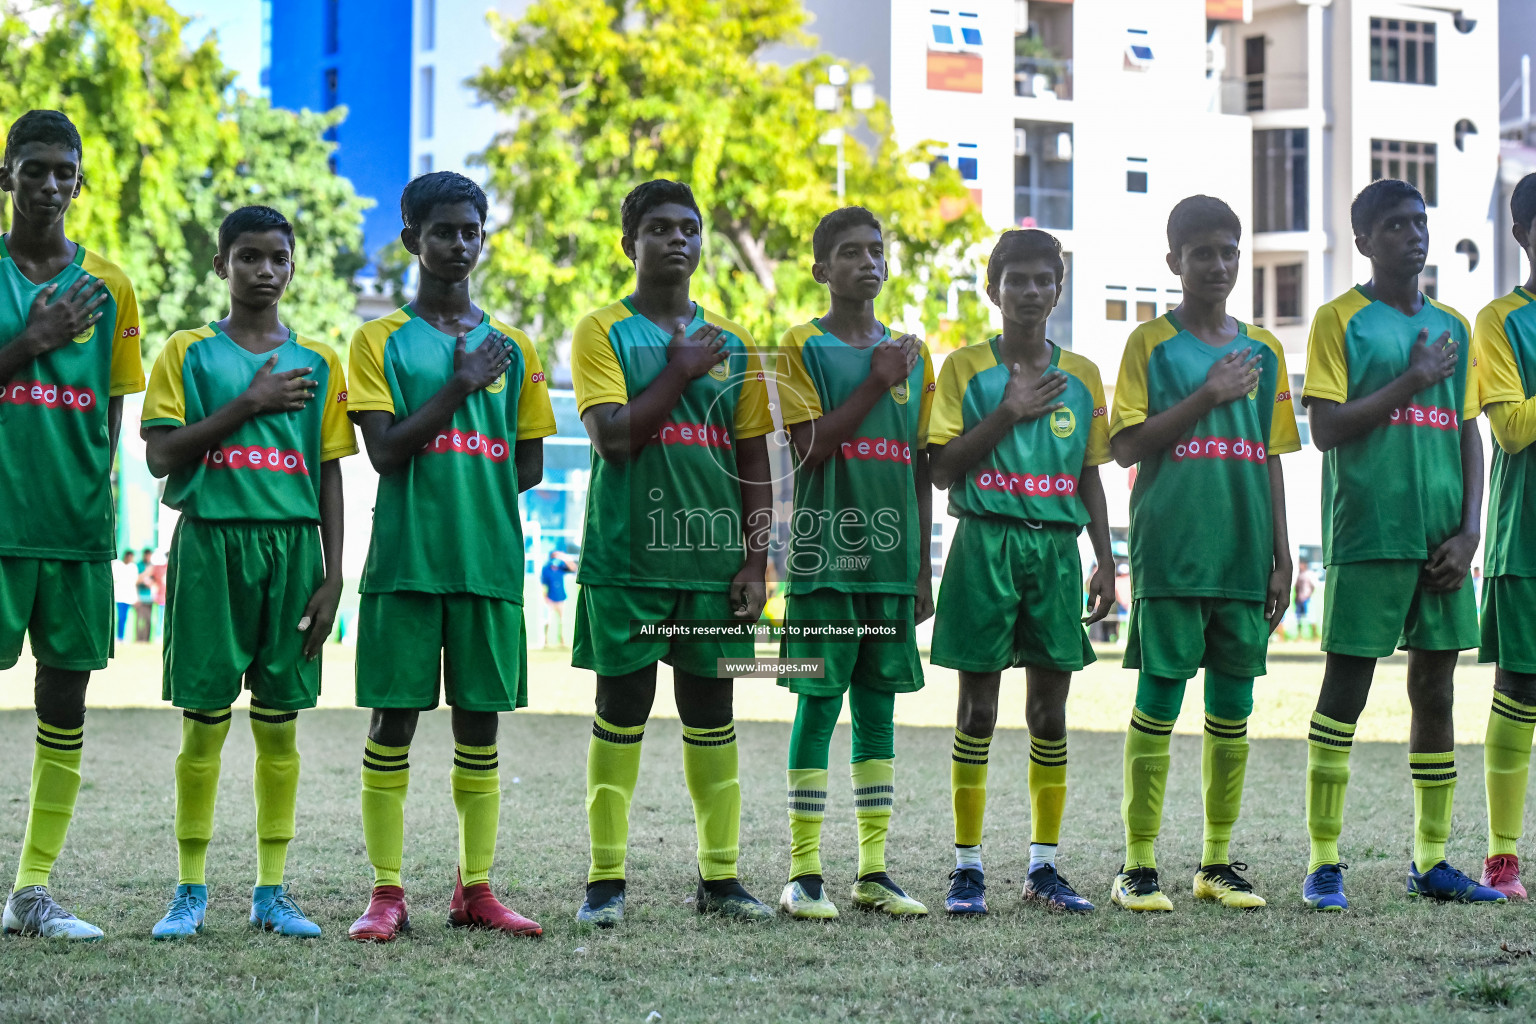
[170,0,264,93]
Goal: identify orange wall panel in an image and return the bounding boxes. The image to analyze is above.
[927,51,983,94]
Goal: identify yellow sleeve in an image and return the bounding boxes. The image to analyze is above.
[776,326,823,426]
[1081,359,1112,467]
[1476,301,1525,414]
[103,267,144,397]
[505,326,557,440]
[1441,305,1480,422]
[1108,328,1150,438]
[1487,401,1536,454]
[1261,336,1301,456]
[300,339,359,461]
[928,353,966,446]
[571,312,629,415]
[734,349,774,440]
[140,332,191,429]
[1302,304,1349,404]
[346,320,396,415]
[916,343,936,448]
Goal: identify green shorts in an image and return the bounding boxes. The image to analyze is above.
[1124,597,1268,680]
[1479,576,1536,672]
[572,584,753,678]
[355,591,528,711]
[163,518,323,711]
[1321,559,1478,658]
[778,589,923,697]
[930,517,1094,673]
[0,556,112,671]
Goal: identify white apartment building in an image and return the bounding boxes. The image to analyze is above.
[807,0,1501,563]
[410,0,529,180]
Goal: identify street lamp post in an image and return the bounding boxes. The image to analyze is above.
[814,65,875,204]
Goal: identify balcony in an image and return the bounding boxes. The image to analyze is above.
[1015,55,1073,100]
[1014,121,1073,230]
[1218,72,1308,114]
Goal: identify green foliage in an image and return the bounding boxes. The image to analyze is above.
[473,0,990,360]
[1448,970,1524,1009]
[0,0,367,363]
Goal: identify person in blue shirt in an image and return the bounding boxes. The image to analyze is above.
[540,549,576,648]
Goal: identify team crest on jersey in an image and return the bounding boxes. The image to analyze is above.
[1247,385,1258,400]
[486,372,506,394]
[890,379,910,405]
[709,359,730,382]
[1050,408,1076,438]
[72,324,95,344]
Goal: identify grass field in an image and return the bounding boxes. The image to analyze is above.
[5,644,1536,1023]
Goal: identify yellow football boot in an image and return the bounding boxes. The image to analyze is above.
[1111,866,1174,912]
[850,874,928,916]
[1193,862,1267,909]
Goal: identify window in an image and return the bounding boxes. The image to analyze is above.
[1136,301,1156,322]
[1421,264,1438,300]
[323,68,338,110]
[1253,266,1265,321]
[1275,263,1303,324]
[418,153,433,175]
[1244,36,1265,111]
[959,12,981,47]
[421,0,436,51]
[1371,139,1437,205]
[1370,18,1436,85]
[1253,129,1307,232]
[324,0,339,56]
[936,143,979,183]
[930,10,983,51]
[1125,29,1153,69]
[1106,299,1127,321]
[1127,170,1147,193]
[418,66,434,140]
[1014,121,1072,230]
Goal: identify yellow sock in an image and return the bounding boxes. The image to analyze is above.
[787,768,828,880]
[951,730,991,848]
[451,742,499,887]
[587,715,644,883]
[681,723,740,882]
[13,719,87,891]
[250,706,299,887]
[1486,693,1536,857]
[1121,709,1173,870]
[360,739,410,888]
[173,710,231,887]
[851,758,895,878]
[1306,712,1355,872]
[1028,735,1067,847]
[1410,751,1456,870]
[1201,714,1249,867]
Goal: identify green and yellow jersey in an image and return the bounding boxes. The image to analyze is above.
[929,338,1109,527]
[348,307,555,602]
[571,299,772,591]
[1303,287,1477,565]
[1475,287,1536,579]
[777,320,935,595]
[142,325,357,521]
[1111,314,1299,602]
[0,239,144,561]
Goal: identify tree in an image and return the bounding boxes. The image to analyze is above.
[473,0,990,360]
[0,0,368,363]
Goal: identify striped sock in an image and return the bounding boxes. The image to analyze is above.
[586,715,644,883]
[1028,735,1068,847]
[249,703,300,887]
[951,730,991,849]
[360,739,410,888]
[787,768,829,880]
[13,720,87,892]
[1306,711,1355,872]
[1121,708,1174,870]
[681,722,740,882]
[1410,751,1457,870]
[852,758,895,878]
[1201,713,1249,867]
[174,709,232,887]
[451,742,500,887]
[1486,693,1536,857]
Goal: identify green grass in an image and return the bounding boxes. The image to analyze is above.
[4,651,1536,1022]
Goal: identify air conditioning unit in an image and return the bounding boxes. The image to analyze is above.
[1015,128,1028,157]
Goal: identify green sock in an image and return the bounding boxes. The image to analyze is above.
[788,693,840,771]
[1200,713,1249,867]
[848,686,895,762]
[1027,735,1066,847]
[360,739,410,888]
[787,767,828,880]
[249,705,299,887]
[451,742,500,887]
[1486,693,1536,857]
[952,730,992,848]
[1410,751,1456,870]
[1121,706,1175,870]
[174,710,232,887]
[1306,711,1355,872]
[586,714,644,883]
[681,722,740,882]
[13,719,87,892]
[851,758,895,878]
